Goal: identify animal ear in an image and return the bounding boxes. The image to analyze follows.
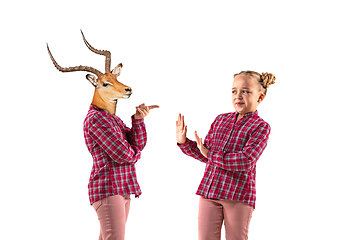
[111,63,123,77]
[86,74,98,88]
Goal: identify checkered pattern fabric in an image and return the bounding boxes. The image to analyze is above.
[178,111,270,208]
[84,105,146,205]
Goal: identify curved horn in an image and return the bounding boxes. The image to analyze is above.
[80,30,111,73]
[47,43,104,79]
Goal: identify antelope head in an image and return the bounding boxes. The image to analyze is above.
[47,30,132,115]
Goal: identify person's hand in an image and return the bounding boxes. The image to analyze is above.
[176,113,187,144]
[134,104,159,119]
[194,131,209,158]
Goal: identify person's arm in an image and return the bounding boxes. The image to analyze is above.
[209,122,271,172]
[125,117,147,151]
[126,103,159,150]
[178,138,208,163]
[177,114,215,163]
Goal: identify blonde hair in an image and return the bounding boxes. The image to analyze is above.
[234,71,276,95]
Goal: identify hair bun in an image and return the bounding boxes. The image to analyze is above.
[261,72,276,88]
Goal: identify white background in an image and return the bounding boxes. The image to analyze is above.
[1,0,338,239]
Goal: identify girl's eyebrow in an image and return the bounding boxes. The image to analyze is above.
[232,87,250,90]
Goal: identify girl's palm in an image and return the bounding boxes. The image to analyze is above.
[176,114,187,144]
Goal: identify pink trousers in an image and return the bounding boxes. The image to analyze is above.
[198,197,254,240]
[92,195,131,240]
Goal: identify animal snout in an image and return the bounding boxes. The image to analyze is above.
[125,88,132,93]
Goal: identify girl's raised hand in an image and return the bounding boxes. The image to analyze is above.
[176,113,187,144]
[194,131,209,158]
[134,104,159,119]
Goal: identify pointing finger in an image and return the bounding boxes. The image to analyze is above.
[148,105,160,110]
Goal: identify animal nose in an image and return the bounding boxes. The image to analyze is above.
[125,88,132,93]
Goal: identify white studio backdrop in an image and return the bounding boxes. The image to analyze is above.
[1,0,338,239]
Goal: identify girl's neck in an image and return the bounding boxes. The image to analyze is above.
[236,110,257,122]
[236,113,243,122]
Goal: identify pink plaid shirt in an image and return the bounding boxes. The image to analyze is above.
[178,111,270,208]
[84,105,146,205]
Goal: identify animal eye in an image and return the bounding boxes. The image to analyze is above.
[103,82,110,87]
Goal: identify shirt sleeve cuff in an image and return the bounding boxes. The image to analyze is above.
[131,115,145,125]
[177,139,190,149]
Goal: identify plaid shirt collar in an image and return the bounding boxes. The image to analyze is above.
[235,110,258,119]
[90,105,111,116]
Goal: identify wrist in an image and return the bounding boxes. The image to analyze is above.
[133,114,142,120]
[203,149,209,157]
[177,138,187,145]
[132,115,144,123]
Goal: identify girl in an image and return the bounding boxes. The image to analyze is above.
[176,71,275,240]
[84,104,158,240]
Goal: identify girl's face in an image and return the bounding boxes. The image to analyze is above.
[232,75,265,117]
